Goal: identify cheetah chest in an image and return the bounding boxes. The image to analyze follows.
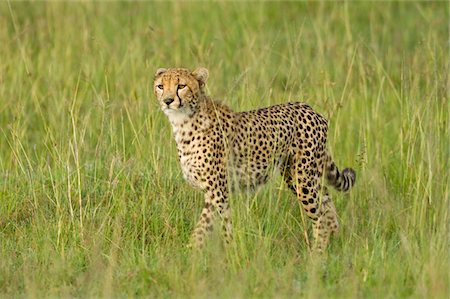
[173,126,211,190]
[177,148,204,187]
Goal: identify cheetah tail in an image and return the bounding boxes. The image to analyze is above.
[325,154,356,192]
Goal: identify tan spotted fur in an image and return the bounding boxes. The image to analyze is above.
[153,67,356,252]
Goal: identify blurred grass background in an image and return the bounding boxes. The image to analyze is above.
[0,2,448,298]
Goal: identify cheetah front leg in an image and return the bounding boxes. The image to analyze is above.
[190,182,232,249]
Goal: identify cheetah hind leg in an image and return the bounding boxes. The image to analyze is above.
[311,186,339,252]
[282,158,339,253]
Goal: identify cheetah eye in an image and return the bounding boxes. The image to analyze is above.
[178,84,186,89]
[157,84,164,90]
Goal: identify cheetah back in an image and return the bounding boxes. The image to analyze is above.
[229,102,329,191]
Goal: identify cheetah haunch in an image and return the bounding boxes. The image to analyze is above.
[154,67,356,252]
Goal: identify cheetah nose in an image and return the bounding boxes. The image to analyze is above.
[163,98,174,106]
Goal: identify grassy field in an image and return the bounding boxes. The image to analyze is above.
[0,2,448,298]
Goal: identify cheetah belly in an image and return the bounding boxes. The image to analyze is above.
[228,152,284,193]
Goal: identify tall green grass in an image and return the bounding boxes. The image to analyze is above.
[0,2,448,298]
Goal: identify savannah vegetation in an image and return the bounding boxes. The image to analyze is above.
[0,2,448,298]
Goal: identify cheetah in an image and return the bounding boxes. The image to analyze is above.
[153,67,356,252]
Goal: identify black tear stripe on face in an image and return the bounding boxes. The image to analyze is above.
[176,77,182,107]
[176,88,182,107]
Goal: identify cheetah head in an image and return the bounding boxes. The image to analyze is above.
[153,67,209,117]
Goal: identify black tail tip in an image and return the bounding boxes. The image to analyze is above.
[343,168,356,184]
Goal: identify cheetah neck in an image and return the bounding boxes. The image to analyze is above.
[167,97,215,143]
[165,109,192,127]
[165,95,208,126]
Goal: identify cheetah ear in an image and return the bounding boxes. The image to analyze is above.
[191,67,209,87]
[155,68,167,77]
